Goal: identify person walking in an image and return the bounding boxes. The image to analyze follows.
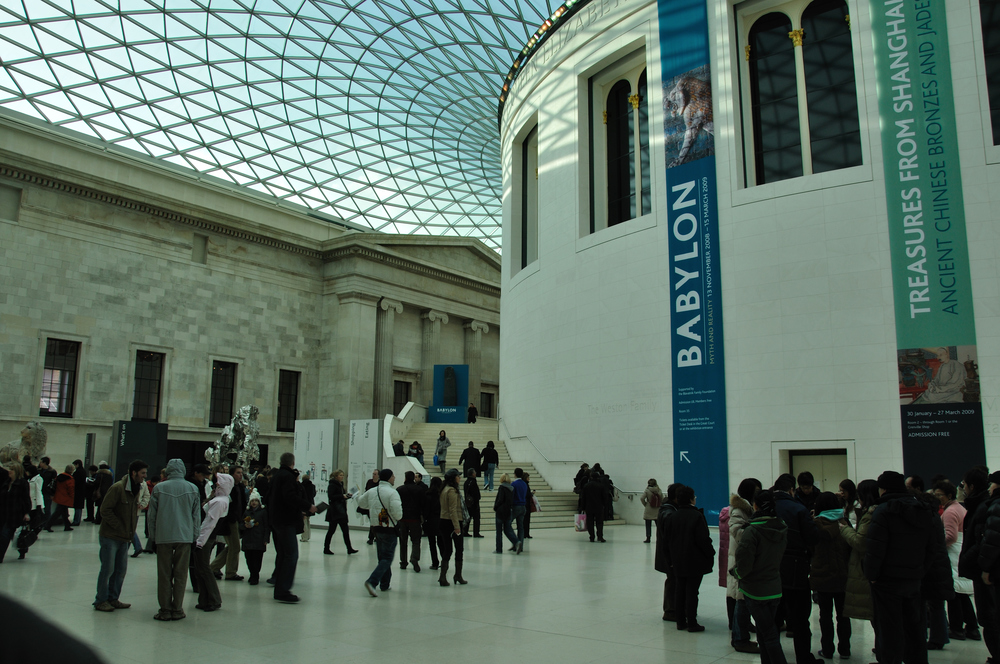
[267,453,317,603]
[92,460,148,612]
[363,469,379,545]
[396,471,423,571]
[147,458,201,621]
[463,469,482,538]
[511,468,529,550]
[193,473,233,612]
[467,402,478,423]
[47,464,76,532]
[581,470,606,543]
[481,441,499,491]
[0,462,32,562]
[323,469,358,555]
[359,469,402,597]
[662,484,715,631]
[459,442,481,480]
[437,468,466,586]
[435,431,451,476]
[732,489,789,664]
[71,460,86,526]
[641,478,662,543]
[423,476,443,569]
[300,471,316,543]
[493,473,518,553]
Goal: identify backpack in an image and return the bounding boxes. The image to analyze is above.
[44,475,57,496]
[649,491,662,508]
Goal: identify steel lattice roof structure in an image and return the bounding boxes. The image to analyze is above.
[0,0,562,251]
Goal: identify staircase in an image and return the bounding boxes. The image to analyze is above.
[402,420,625,530]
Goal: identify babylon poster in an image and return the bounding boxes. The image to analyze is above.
[869,0,985,481]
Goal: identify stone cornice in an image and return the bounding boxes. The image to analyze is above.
[324,244,500,298]
[0,163,325,259]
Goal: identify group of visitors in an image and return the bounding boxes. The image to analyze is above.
[653,467,1000,664]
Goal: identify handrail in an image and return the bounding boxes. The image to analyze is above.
[498,416,585,464]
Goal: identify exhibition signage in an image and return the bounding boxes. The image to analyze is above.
[657,0,728,524]
[869,0,985,481]
[292,419,338,511]
[347,419,380,528]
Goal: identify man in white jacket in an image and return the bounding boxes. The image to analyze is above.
[358,469,403,597]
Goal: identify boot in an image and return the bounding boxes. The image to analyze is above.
[438,561,450,586]
[453,560,468,585]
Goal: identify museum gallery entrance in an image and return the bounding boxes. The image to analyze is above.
[789,449,849,492]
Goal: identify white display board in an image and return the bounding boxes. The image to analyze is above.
[347,419,381,528]
[292,419,338,511]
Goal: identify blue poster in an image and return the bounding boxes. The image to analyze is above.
[658,0,728,524]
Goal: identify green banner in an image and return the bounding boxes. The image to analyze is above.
[870,0,985,481]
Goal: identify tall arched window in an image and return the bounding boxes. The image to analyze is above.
[981,0,1000,144]
[802,0,861,172]
[743,0,862,185]
[749,12,801,185]
[606,79,634,226]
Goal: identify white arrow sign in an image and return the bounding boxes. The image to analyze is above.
[679,451,691,463]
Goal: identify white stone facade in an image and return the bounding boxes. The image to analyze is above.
[498,0,1000,494]
[0,114,499,468]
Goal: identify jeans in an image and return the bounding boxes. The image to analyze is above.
[484,464,496,490]
[72,507,82,526]
[871,585,926,664]
[645,519,653,540]
[746,597,789,664]
[132,531,142,552]
[732,597,753,645]
[512,505,526,543]
[368,531,397,590]
[271,524,299,597]
[817,591,852,656]
[94,536,130,605]
[495,514,517,552]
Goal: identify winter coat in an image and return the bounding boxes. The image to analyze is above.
[581,479,606,516]
[459,447,481,473]
[72,466,87,508]
[1,477,31,529]
[93,468,114,503]
[464,476,481,507]
[865,491,950,598]
[733,515,788,601]
[811,517,850,593]
[28,474,43,510]
[977,493,1000,579]
[358,480,403,531]
[662,504,715,578]
[325,477,349,522]
[98,475,141,543]
[397,481,424,521]
[439,485,462,532]
[268,466,311,532]
[726,495,754,599]
[839,505,874,620]
[240,505,269,551]
[147,459,202,545]
[481,447,499,468]
[434,436,451,459]
[54,473,75,508]
[941,500,973,594]
[959,488,992,579]
[197,474,233,548]
[654,502,678,574]
[641,486,663,521]
[719,506,730,588]
[493,483,513,521]
[774,491,818,590]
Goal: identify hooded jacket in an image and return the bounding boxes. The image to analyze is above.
[654,502,678,574]
[864,490,948,596]
[811,515,850,593]
[840,506,874,620]
[240,503,269,551]
[725,494,754,598]
[148,459,202,545]
[98,473,141,542]
[733,515,788,601]
[358,480,403,531]
[196,473,233,548]
[54,472,75,508]
[493,482,514,521]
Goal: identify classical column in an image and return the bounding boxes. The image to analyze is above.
[419,310,449,406]
[464,320,489,414]
[373,297,403,419]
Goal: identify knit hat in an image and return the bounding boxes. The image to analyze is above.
[379,468,393,482]
[988,471,1000,486]
[249,489,262,505]
[877,471,906,493]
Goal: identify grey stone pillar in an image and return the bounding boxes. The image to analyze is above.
[419,309,449,406]
[373,297,403,419]
[464,320,489,413]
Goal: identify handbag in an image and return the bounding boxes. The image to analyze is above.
[433,454,439,466]
[574,513,587,532]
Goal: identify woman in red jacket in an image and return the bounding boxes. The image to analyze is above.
[46,464,76,532]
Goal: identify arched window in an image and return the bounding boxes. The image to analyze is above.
[981,0,1000,144]
[802,0,861,172]
[749,12,801,185]
[743,0,862,185]
[606,79,634,226]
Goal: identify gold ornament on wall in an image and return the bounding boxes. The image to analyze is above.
[788,29,804,47]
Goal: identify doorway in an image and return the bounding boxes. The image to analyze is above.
[789,449,849,492]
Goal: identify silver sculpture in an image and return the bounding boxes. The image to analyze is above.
[205,405,260,469]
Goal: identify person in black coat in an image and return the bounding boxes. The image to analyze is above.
[655,483,681,621]
[661,484,715,632]
[323,469,357,554]
[773,474,820,664]
[267,453,316,602]
[71,460,86,525]
[0,464,32,562]
[396,471,423,569]
[459,442,481,479]
[581,471,607,542]
[481,441,499,491]
[961,468,1000,663]
[422,476,443,569]
[462,469,482,538]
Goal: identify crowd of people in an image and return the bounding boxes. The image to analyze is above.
[654,468,1000,664]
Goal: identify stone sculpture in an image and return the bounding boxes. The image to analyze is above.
[0,420,48,464]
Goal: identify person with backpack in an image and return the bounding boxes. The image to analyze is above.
[641,478,663,543]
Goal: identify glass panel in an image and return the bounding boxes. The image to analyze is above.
[802,0,862,171]
[209,360,236,428]
[749,12,803,184]
[277,369,300,432]
[982,1,1000,144]
[607,79,634,226]
[39,339,79,418]
[132,350,164,421]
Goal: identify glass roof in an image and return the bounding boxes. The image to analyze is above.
[0,0,559,251]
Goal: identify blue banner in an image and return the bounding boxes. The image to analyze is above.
[658,0,728,524]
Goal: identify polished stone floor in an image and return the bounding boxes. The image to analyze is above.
[0,522,990,664]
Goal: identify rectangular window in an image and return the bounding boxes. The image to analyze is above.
[981,0,1000,144]
[512,120,539,273]
[39,338,80,418]
[480,392,494,419]
[277,370,300,432]
[393,380,411,416]
[209,361,237,428]
[132,351,164,421]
